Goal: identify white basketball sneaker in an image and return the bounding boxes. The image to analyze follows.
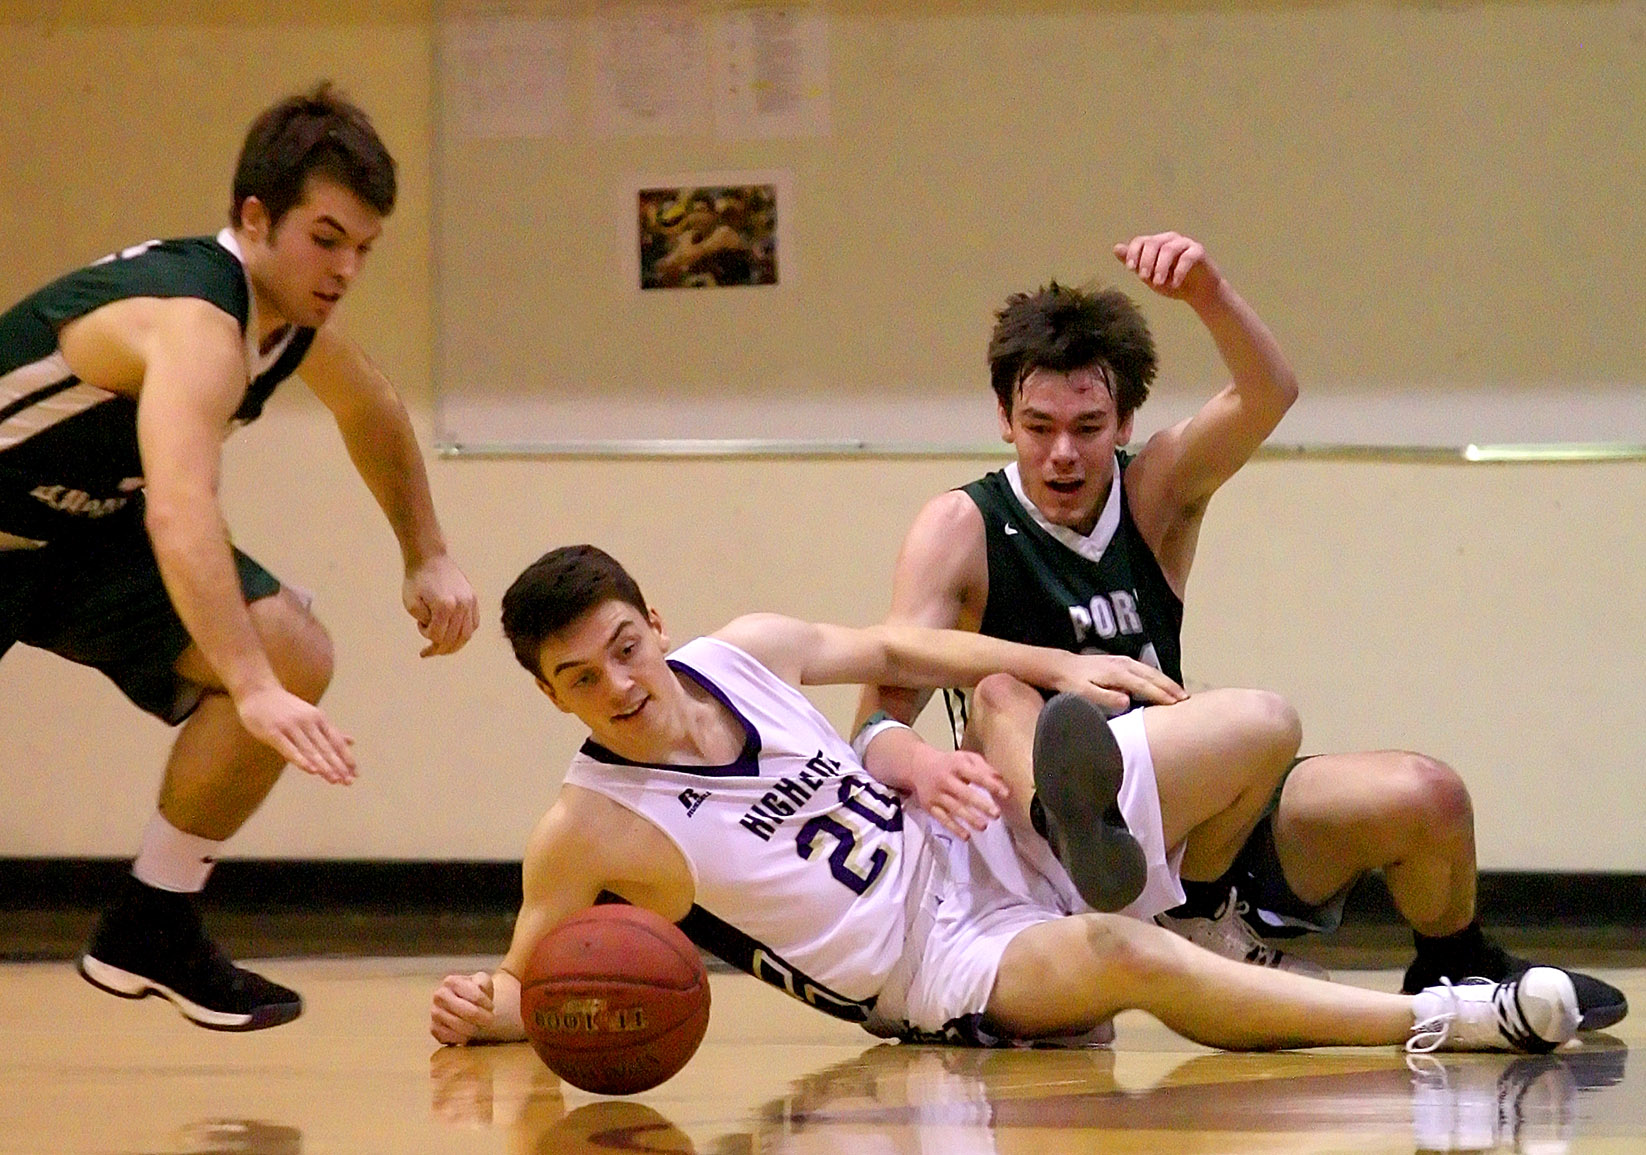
[1407,968,1581,1054]
[1154,886,1330,980]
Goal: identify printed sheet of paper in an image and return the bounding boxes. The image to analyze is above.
[715,6,831,140]
[442,17,572,139]
[590,3,713,137]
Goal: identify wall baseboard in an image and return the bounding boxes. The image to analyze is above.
[2,859,1642,925]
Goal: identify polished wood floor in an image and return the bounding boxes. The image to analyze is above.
[1,958,1641,1154]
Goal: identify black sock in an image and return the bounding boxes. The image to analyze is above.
[1410,919,1513,981]
[1163,879,1229,920]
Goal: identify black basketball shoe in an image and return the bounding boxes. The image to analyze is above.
[78,876,302,1031]
[1031,692,1147,912]
[1401,932,1627,1034]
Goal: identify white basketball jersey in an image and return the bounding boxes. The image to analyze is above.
[562,636,932,1017]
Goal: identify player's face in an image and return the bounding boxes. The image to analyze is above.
[241,176,383,331]
[999,365,1134,535]
[535,600,677,756]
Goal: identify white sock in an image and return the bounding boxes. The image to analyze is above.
[131,813,224,893]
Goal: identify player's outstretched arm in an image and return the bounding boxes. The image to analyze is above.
[431,790,628,1046]
[1114,232,1298,539]
[717,615,1180,718]
[298,327,480,657]
[124,298,356,783]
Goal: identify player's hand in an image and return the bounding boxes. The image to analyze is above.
[432,971,496,1046]
[404,554,480,657]
[1113,232,1222,304]
[1057,653,1186,714]
[904,744,1008,840]
[236,684,356,784]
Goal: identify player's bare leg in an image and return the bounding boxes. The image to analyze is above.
[80,588,335,1031]
[162,588,336,839]
[1273,751,1474,935]
[964,674,1298,878]
[1276,751,1628,1031]
[1140,690,1299,881]
[986,913,1578,1054]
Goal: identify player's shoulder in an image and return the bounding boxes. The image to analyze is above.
[707,614,809,672]
[31,235,250,334]
[533,786,626,858]
[896,486,987,586]
[908,485,986,543]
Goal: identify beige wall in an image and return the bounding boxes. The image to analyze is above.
[1,3,1641,869]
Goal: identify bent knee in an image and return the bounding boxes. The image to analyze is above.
[248,590,335,702]
[971,672,1042,718]
[1385,752,1473,835]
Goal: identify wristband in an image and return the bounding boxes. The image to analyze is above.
[851,710,911,762]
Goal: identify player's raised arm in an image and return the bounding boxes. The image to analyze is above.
[1115,232,1298,569]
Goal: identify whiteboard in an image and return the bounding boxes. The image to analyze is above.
[433,0,1646,453]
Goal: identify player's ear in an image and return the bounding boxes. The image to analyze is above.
[1117,409,1135,446]
[997,396,1015,444]
[647,607,670,652]
[535,676,571,713]
[239,196,271,244]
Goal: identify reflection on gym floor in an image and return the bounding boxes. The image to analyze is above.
[1,960,1639,1154]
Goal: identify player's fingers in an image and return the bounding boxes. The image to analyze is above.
[1170,239,1204,289]
[949,777,1001,823]
[941,790,994,831]
[290,718,356,785]
[430,1007,475,1045]
[956,757,1011,799]
[1078,684,1130,714]
[1116,657,1187,703]
[1136,237,1162,283]
[929,803,969,841]
[453,599,480,649]
[1116,236,1146,272]
[420,598,461,652]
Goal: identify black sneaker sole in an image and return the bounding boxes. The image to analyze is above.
[78,954,303,1032]
[1578,999,1628,1033]
[1032,692,1147,912]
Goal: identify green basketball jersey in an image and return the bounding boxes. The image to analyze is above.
[0,232,314,545]
[962,457,1184,688]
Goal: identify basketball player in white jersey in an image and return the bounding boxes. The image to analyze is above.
[430,544,1577,1055]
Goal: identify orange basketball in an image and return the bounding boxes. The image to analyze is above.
[519,905,710,1095]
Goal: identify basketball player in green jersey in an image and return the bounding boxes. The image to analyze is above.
[0,84,479,1029]
[854,231,1624,1031]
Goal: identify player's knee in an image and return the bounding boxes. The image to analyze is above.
[970,672,1040,724]
[250,593,335,703]
[1077,914,1174,988]
[1221,688,1301,773]
[1390,752,1473,840]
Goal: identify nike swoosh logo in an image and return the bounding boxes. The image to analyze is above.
[1003,523,1019,535]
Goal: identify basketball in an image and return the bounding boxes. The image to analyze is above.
[518,905,711,1095]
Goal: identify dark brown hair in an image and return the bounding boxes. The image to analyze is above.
[501,545,649,679]
[987,282,1157,421]
[230,82,397,229]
